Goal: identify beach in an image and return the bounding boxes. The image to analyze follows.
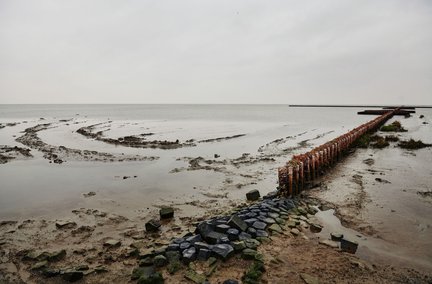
[1,105,431,283]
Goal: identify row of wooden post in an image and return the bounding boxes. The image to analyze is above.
[277,109,397,196]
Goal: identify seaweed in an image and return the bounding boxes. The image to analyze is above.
[380,121,407,132]
[398,139,432,150]
[384,135,399,142]
[242,260,266,284]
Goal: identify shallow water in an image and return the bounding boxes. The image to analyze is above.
[0,104,372,218]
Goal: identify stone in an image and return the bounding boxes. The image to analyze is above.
[159,207,174,219]
[268,224,283,234]
[211,244,234,260]
[286,221,297,228]
[94,265,108,273]
[244,238,260,250]
[263,217,276,225]
[330,232,343,241]
[153,255,167,267]
[179,242,191,250]
[310,223,323,233]
[42,268,60,277]
[104,239,121,248]
[256,230,269,238]
[204,231,227,245]
[138,271,164,284]
[297,207,308,216]
[290,228,300,236]
[241,248,258,260]
[232,240,246,251]
[172,237,185,244]
[131,266,155,280]
[227,228,240,241]
[252,221,267,230]
[139,257,154,267]
[247,227,257,237]
[197,248,211,261]
[75,265,89,271]
[194,242,210,250]
[219,236,230,244]
[31,260,48,270]
[275,218,285,225]
[186,234,202,244]
[182,247,197,264]
[184,269,206,284]
[246,189,260,201]
[227,215,248,232]
[300,273,319,284]
[319,239,339,248]
[145,219,161,232]
[166,243,180,251]
[268,212,279,219]
[55,221,77,229]
[340,238,358,253]
[223,280,239,284]
[47,249,66,262]
[62,270,84,282]
[238,232,252,241]
[215,224,231,233]
[244,218,258,226]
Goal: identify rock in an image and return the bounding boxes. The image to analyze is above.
[340,238,358,253]
[227,228,239,241]
[297,207,308,216]
[182,247,197,264]
[241,248,258,260]
[139,257,154,267]
[244,238,260,250]
[42,268,60,277]
[263,191,278,199]
[211,244,234,260]
[215,224,230,233]
[194,242,210,251]
[153,255,167,267]
[185,234,202,244]
[227,215,247,232]
[197,248,211,261]
[214,154,220,158]
[223,280,239,284]
[131,266,155,280]
[256,230,269,238]
[268,212,279,219]
[75,265,89,271]
[138,271,164,284]
[262,217,276,225]
[252,221,267,230]
[159,207,174,219]
[330,232,343,241]
[310,223,323,233]
[300,273,319,284]
[145,219,161,232]
[286,221,297,228]
[268,224,283,234]
[166,243,180,251]
[238,232,252,241]
[55,221,77,229]
[94,265,108,273]
[244,218,258,226]
[104,239,121,248]
[31,260,48,270]
[47,249,66,262]
[319,239,339,248]
[62,270,84,282]
[232,240,246,251]
[204,231,227,245]
[246,190,260,201]
[83,191,96,197]
[247,227,257,237]
[179,242,191,250]
[184,269,206,284]
[290,228,300,236]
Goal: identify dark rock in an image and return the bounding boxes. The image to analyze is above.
[42,268,60,277]
[197,248,211,261]
[62,270,84,282]
[159,207,174,219]
[153,255,167,267]
[194,242,210,250]
[172,238,185,244]
[179,242,191,250]
[182,247,197,264]
[262,218,276,225]
[244,239,260,250]
[137,271,164,284]
[139,257,154,267]
[310,223,323,233]
[330,232,343,241]
[215,224,231,233]
[55,221,77,229]
[165,251,180,262]
[241,248,258,260]
[246,190,260,201]
[223,279,239,284]
[340,238,358,253]
[227,228,239,241]
[252,221,267,230]
[185,234,202,244]
[244,218,258,226]
[247,227,257,237]
[204,231,227,245]
[238,232,252,241]
[268,212,279,219]
[219,236,230,244]
[166,243,180,251]
[145,219,161,232]
[211,244,234,260]
[256,230,269,238]
[227,215,248,232]
[232,240,246,251]
[263,191,278,199]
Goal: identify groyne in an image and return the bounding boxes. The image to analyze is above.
[278,108,398,196]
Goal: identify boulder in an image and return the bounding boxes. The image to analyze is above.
[182,247,197,264]
[241,248,258,260]
[227,228,240,241]
[330,232,343,241]
[153,255,167,267]
[340,238,358,253]
[62,270,84,282]
[145,219,161,232]
[159,207,174,219]
[227,215,247,232]
[197,248,211,261]
[252,221,266,230]
[246,190,260,201]
[211,244,234,260]
[268,224,283,234]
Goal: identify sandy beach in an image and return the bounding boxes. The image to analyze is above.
[1,105,431,283]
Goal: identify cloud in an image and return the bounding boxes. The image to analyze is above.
[1,0,431,104]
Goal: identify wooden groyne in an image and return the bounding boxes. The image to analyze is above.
[277,109,398,196]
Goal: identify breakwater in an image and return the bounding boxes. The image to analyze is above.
[278,109,398,196]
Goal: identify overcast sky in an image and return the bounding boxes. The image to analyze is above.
[0,0,431,104]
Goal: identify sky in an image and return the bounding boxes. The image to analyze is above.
[0,0,431,104]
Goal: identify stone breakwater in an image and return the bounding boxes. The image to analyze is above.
[278,109,397,196]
